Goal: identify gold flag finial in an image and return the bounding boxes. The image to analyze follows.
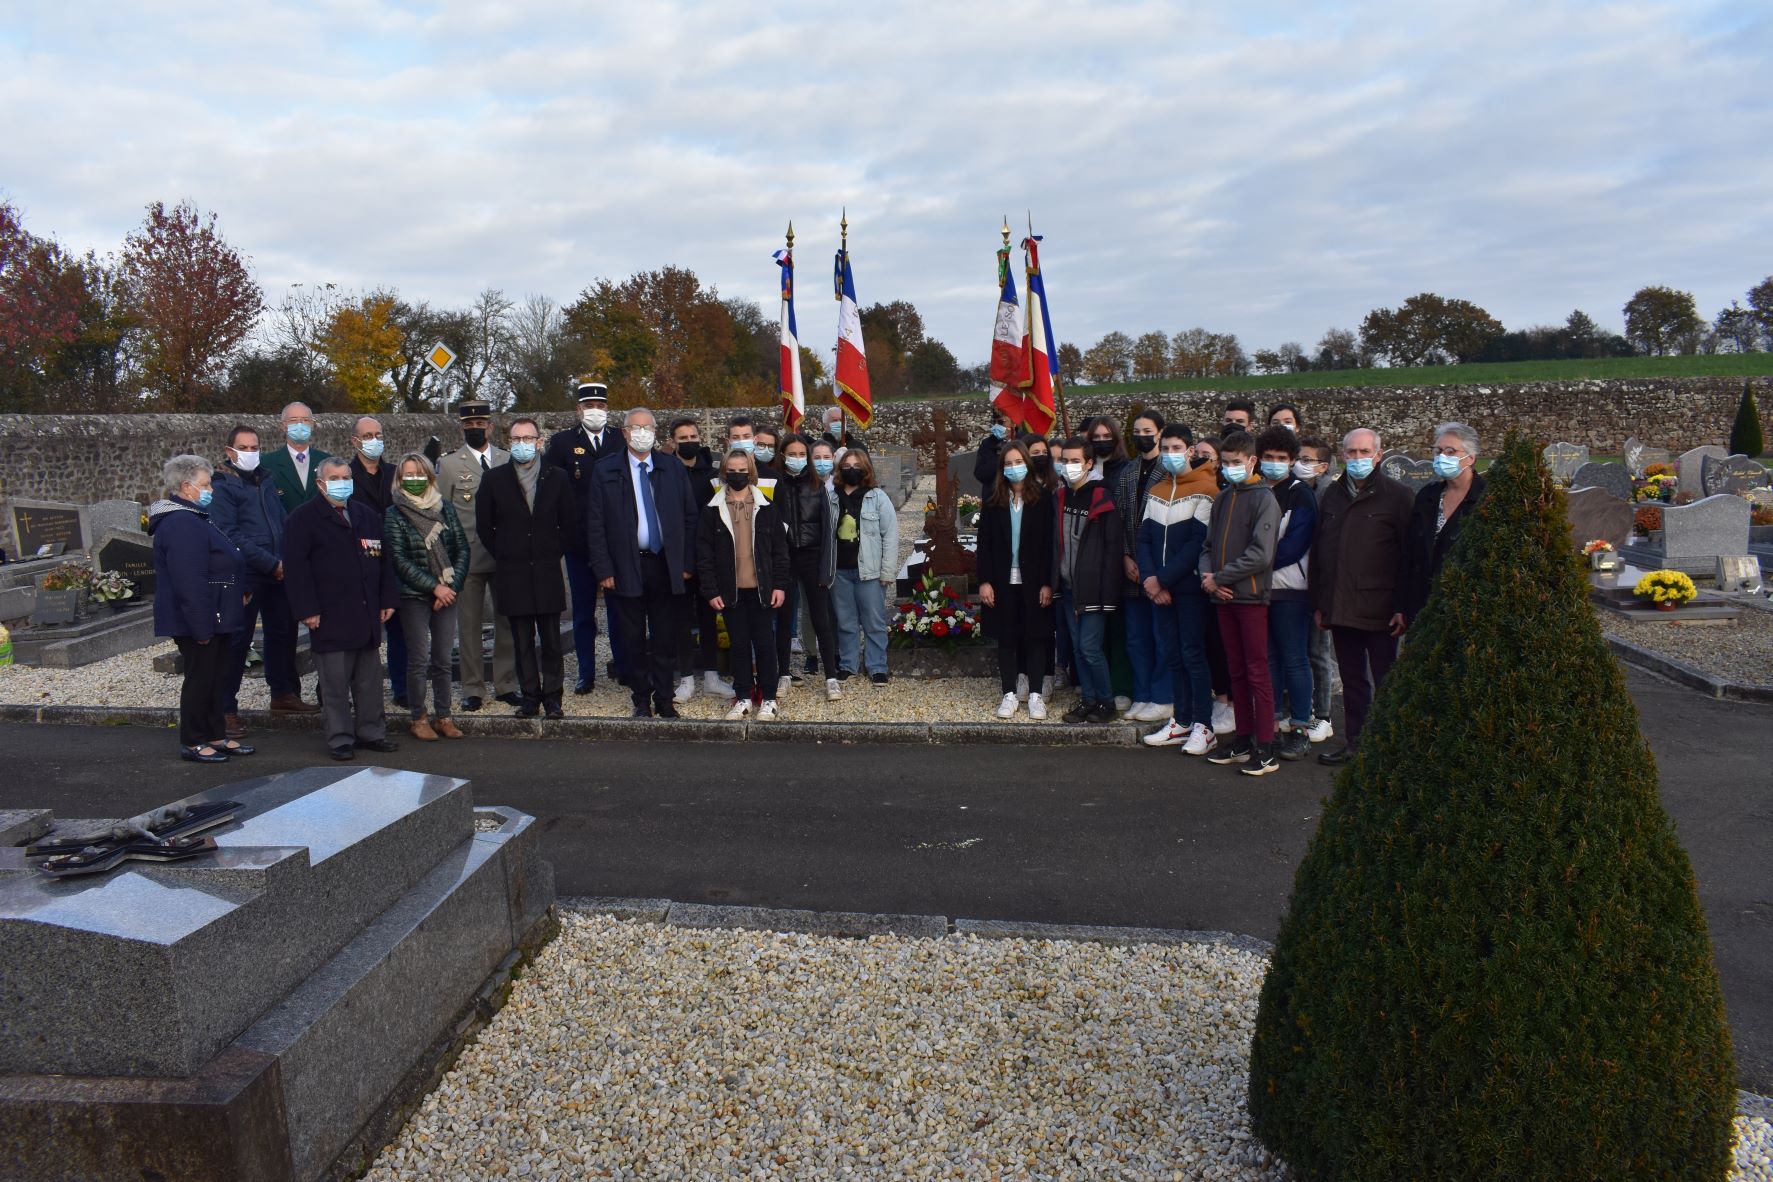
[786,220,794,248]
[1001,216,1011,247]
[841,207,849,246]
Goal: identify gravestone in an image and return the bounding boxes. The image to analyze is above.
[1565,488,1634,552]
[1379,453,1437,492]
[1701,453,1770,497]
[1749,487,1773,511]
[1661,494,1751,560]
[0,766,553,1182]
[29,588,79,626]
[1541,442,1588,486]
[1717,555,1762,594]
[96,529,158,596]
[1623,437,1648,478]
[7,498,87,557]
[87,498,146,540]
[1637,445,1672,473]
[1570,461,1632,502]
[1676,445,1728,495]
[949,450,987,501]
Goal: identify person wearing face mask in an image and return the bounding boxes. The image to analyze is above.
[828,450,898,685]
[477,418,577,720]
[1198,430,1281,776]
[1294,434,1341,733]
[667,415,737,703]
[973,411,1014,488]
[1266,403,1302,434]
[211,424,313,732]
[283,457,401,761]
[262,401,331,512]
[437,400,518,712]
[385,454,470,740]
[545,379,623,696]
[1220,399,1256,435]
[726,415,757,463]
[1400,423,1486,629]
[1309,426,1414,766]
[346,416,407,708]
[1021,435,1058,492]
[1254,426,1323,761]
[586,407,702,718]
[752,425,782,479]
[1136,426,1219,755]
[774,434,842,701]
[1190,435,1236,732]
[698,449,790,720]
[1114,409,1171,724]
[150,454,251,763]
[977,441,1056,720]
[794,439,840,674]
[1052,436,1125,723]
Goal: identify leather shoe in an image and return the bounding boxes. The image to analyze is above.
[411,718,439,741]
[435,719,465,739]
[329,745,355,761]
[544,703,564,720]
[460,696,484,712]
[655,703,680,720]
[514,702,539,718]
[573,680,593,695]
[1317,744,1356,766]
[270,694,321,714]
[391,695,409,709]
[180,745,229,764]
[356,737,400,753]
[218,740,255,756]
[224,713,247,739]
[630,705,652,718]
[495,692,524,708]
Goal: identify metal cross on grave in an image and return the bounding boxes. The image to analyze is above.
[912,409,971,576]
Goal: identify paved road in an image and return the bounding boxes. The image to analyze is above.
[3,667,1767,1091]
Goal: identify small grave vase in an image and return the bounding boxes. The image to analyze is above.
[1657,602,1677,613]
[1588,550,1621,573]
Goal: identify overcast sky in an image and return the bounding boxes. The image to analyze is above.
[4,1,1769,366]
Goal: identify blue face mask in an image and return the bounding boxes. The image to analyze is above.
[510,441,538,464]
[991,423,1008,440]
[754,446,775,464]
[813,458,834,478]
[360,438,385,459]
[784,456,807,475]
[1260,460,1289,481]
[1433,454,1463,479]
[1345,457,1376,480]
[1221,463,1249,485]
[1161,452,1190,474]
[1003,464,1028,483]
[731,438,755,453]
[324,478,354,502]
[286,422,313,444]
[194,487,213,509]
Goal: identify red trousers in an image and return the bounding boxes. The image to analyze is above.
[1216,602,1274,745]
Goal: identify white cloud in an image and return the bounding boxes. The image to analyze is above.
[2,0,1769,367]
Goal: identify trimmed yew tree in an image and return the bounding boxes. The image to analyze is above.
[1248,434,1736,1180]
[1730,381,1764,459]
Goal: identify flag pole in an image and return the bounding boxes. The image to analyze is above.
[837,208,849,448]
[1030,210,1071,438]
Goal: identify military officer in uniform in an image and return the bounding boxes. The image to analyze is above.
[544,377,624,694]
[435,399,519,711]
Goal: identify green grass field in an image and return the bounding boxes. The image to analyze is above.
[887,352,1773,404]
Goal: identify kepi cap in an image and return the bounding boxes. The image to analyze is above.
[574,378,609,403]
[455,399,493,421]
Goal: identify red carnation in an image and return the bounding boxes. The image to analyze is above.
[931,620,950,637]
[939,606,955,618]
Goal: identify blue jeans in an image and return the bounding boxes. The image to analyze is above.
[832,568,888,675]
[1267,597,1314,725]
[1154,593,1213,727]
[1309,619,1335,719]
[1058,590,1111,703]
[1124,594,1162,704]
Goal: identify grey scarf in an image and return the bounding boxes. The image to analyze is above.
[515,458,540,508]
[395,486,455,585]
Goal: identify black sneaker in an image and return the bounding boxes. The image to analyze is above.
[870,672,890,686]
[1276,731,1311,762]
[496,692,524,708]
[573,680,593,695]
[1063,701,1095,724]
[1087,700,1116,724]
[805,655,820,674]
[835,669,853,682]
[460,696,483,712]
[1241,744,1280,776]
[1207,737,1253,765]
[1317,743,1356,766]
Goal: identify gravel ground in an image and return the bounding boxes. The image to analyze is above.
[361,909,1772,1182]
[1598,598,1773,689]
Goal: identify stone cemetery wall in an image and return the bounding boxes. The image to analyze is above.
[0,376,1765,553]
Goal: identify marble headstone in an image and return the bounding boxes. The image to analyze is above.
[95,530,156,596]
[1570,461,1632,502]
[1623,437,1647,477]
[1565,488,1634,552]
[1701,454,1770,497]
[1541,442,1588,486]
[7,498,87,557]
[1660,494,1751,560]
[86,498,145,540]
[1676,445,1729,495]
[1379,453,1437,492]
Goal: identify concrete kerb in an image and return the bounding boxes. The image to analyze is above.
[1604,633,1773,704]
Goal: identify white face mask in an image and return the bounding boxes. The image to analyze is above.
[628,426,656,453]
[1061,461,1086,485]
[582,408,608,431]
[1292,460,1318,482]
[231,449,261,472]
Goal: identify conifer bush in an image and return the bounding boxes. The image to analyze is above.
[1248,434,1736,1181]
[1730,381,1764,459]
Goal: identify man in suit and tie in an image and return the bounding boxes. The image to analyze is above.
[435,399,519,711]
[585,407,700,718]
[261,401,331,514]
[543,377,622,694]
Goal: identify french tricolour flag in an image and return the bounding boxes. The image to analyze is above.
[1020,235,1059,436]
[774,249,804,430]
[988,267,1027,426]
[833,248,872,427]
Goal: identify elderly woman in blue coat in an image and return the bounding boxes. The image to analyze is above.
[149,454,251,763]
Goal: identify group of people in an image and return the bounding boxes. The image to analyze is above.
[970,398,1485,775]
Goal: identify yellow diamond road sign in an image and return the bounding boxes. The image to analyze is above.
[426,342,457,374]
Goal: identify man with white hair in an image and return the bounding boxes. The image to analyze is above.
[1308,426,1414,766]
[261,401,331,513]
[1400,422,1486,627]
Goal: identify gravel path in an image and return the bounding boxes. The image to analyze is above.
[1599,598,1773,689]
[361,909,1772,1182]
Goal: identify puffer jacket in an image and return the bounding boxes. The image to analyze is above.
[1266,476,1318,600]
[1054,475,1125,612]
[1136,465,1218,593]
[209,463,285,579]
[384,499,471,600]
[1199,480,1279,604]
[148,498,247,641]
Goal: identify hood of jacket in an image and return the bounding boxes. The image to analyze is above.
[1148,463,1219,502]
[146,498,202,534]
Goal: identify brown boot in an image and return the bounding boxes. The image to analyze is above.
[270,694,320,714]
[410,717,439,742]
[434,718,464,740]
[224,713,247,739]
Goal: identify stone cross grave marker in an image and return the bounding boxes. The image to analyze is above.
[1570,461,1632,502]
[7,498,86,558]
[1379,452,1437,492]
[95,530,157,596]
[1661,493,1750,560]
[1565,488,1635,552]
[1676,445,1728,496]
[913,409,971,576]
[1541,442,1589,486]
[1701,454,1770,497]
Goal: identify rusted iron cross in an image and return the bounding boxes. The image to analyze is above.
[912,409,970,576]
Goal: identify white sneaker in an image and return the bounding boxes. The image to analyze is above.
[1183,723,1217,756]
[704,670,735,698]
[1275,717,1293,734]
[995,692,1017,720]
[1143,718,1186,747]
[724,697,750,720]
[1027,692,1048,720]
[1016,673,1029,702]
[1125,700,1149,719]
[674,675,695,705]
[776,675,793,698]
[757,699,778,721]
[1114,696,1133,714]
[826,677,842,702]
[1307,717,1334,743]
[1211,700,1235,734]
[1040,675,1054,697]
[1136,702,1173,723]
[790,637,804,655]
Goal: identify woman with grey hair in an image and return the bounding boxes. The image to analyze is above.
[1399,422,1485,626]
[149,454,251,762]
[385,453,471,740]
